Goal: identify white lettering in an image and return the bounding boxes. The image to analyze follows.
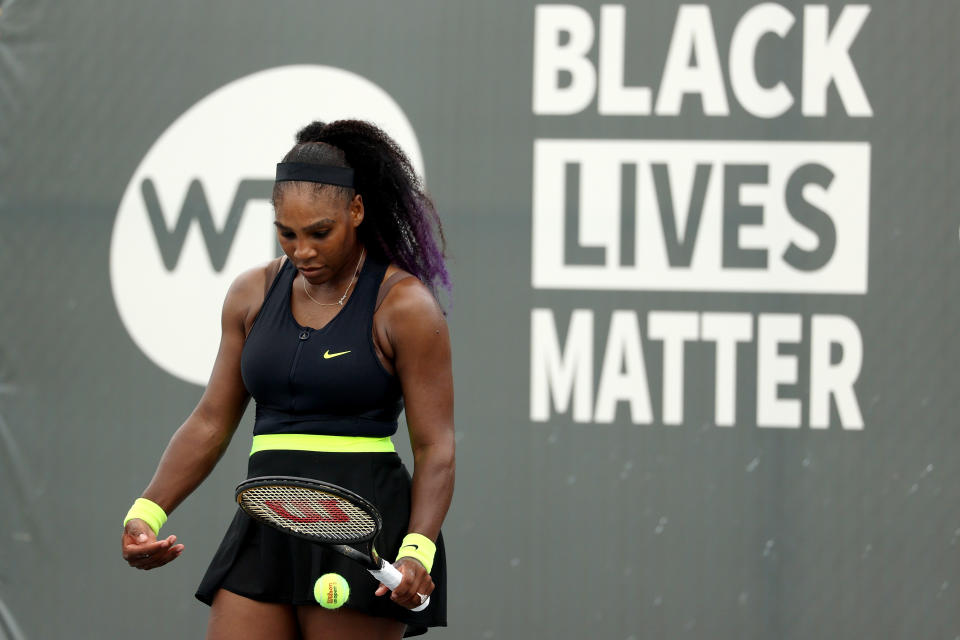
[598,5,652,115]
[530,308,594,422]
[529,309,865,430]
[701,312,754,426]
[802,5,873,116]
[809,314,864,429]
[594,311,653,423]
[532,140,870,293]
[757,314,802,427]
[533,5,597,115]
[531,3,872,118]
[729,3,796,118]
[648,312,700,424]
[655,5,729,116]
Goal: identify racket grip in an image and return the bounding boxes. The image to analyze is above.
[369,562,430,612]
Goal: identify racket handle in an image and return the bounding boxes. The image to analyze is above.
[369,561,430,612]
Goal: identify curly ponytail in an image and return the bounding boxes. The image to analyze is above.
[273,120,451,302]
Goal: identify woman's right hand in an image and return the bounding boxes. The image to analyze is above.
[121,518,184,570]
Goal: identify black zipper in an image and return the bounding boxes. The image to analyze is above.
[289,328,310,411]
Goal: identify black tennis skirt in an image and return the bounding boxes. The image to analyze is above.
[195,449,447,637]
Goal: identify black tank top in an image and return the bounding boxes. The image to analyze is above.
[241,257,403,437]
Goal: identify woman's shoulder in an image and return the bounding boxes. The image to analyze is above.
[373,264,449,360]
[224,257,287,326]
[376,264,439,317]
[227,257,285,299]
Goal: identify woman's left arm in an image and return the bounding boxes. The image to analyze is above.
[375,278,455,608]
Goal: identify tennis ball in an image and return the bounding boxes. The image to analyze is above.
[314,573,350,609]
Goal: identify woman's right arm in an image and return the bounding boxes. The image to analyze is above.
[121,266,265,570]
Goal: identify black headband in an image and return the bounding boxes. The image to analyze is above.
[275,162,355,187]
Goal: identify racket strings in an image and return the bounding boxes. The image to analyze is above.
[239,485,376,542]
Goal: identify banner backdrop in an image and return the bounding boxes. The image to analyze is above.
[1,1,958,638]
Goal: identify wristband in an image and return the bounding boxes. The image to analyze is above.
[123,497,167,536]
[395,532,436,574]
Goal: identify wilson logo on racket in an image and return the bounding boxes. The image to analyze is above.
[264,498,351,523]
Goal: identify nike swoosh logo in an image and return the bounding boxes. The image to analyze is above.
[400,544,419,551]
[323,350,351,359]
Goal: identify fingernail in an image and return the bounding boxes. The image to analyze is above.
[137,534,147,542]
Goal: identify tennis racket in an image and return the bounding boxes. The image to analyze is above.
[235,475,430,612]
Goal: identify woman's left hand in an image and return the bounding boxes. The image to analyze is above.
[375,557,434,610]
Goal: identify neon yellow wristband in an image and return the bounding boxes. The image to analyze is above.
[395,533,436,574]
[123,498,168,537]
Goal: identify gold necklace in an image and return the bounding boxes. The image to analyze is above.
[301,248,365,307]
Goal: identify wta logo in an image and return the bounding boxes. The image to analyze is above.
[110,65,424,385]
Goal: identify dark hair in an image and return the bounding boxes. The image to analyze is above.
[273,120,450,301]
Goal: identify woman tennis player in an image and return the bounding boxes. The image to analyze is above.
[120,120,454,639]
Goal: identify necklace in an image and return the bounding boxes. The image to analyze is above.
[301,248,365,307]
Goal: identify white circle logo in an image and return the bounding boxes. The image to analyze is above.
[111,65,424,385]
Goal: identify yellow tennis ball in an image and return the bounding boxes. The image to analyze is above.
[314,573,350,609]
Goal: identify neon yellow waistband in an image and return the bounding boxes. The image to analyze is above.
[250,433,396,455]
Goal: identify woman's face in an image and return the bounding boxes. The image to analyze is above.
[273,186,364,285]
